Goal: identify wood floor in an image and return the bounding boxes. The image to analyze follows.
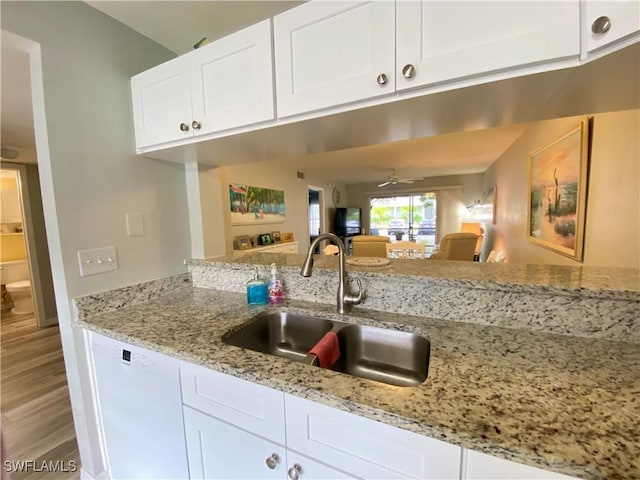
[1,311,80,479]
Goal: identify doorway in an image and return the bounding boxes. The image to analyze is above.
[1,29,79,477]
[0,164,55,327]
[307,186,325,253]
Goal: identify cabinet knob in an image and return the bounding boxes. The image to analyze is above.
[265,453,280,470]
[376,73,388,86]
[179,123,190,132]
[591,16,611,34]
[287,463,302,480]
[191,120,201,130]
[402,64,416,79]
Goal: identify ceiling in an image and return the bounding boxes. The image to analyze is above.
[85,1,304,55]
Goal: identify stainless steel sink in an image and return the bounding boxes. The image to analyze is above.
[331,324,430,387]
[222,312,333,362]
[223,312,430,387]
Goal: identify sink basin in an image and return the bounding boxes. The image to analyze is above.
[331,324,430,387]
[223,312,333,362]
[223,312,430,387]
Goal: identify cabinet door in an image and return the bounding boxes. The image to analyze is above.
[286,451,356,480]
[274,1,395,117]
[285,394,461,479]
[131,56,193,148]
[396,1,579,91]
[583,1,640,55]
[184,406,286,480]
[180,361,286,444]
[1,188,22,223]
[191,19,275,135]
[463,450,578,479]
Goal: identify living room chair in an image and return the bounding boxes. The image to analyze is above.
[386,241,425,259]
[323,244,339,255]
[430,232,478,261]
[351,235,390,258]
[487,250,506,263]
[460,222,484,261]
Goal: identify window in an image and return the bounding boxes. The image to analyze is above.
[370,193,437,252]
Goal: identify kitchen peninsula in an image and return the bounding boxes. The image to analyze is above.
[75,254,639,480]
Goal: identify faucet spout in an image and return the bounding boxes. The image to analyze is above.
[300,233,363,314]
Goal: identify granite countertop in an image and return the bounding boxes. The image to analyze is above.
[77,287,640,480]
[189,254,640,301]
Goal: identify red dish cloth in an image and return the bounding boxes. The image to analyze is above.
[309,332,340,368]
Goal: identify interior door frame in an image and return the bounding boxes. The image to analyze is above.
[307,185,325,248]
[0,163,50,327]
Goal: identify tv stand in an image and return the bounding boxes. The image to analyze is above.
[340,236,353,255]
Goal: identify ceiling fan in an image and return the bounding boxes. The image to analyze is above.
[377,169,424,187]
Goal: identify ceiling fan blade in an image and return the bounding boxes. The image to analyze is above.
[397,179,415,184]
[377,181,392,187]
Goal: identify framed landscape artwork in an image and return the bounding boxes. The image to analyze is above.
[229,184,285,225]
[527,120,590,261]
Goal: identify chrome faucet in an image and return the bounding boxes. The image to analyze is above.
[301,233,363,314]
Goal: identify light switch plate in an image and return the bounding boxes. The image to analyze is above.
[126,213,144,236]
[77,246,118,277]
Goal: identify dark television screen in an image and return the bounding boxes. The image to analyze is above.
[335,207,361,237]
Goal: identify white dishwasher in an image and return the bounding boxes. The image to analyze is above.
[91,332,190,480]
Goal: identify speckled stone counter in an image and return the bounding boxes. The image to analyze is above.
[188,254,640,343]
[75,286,640,480]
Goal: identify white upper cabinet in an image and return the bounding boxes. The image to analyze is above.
[131,56,193,149]
[583,1,640,56]
[273,1,396,118]
[131,19,274,150]
[396,0,580,91]
[190,19,275,135]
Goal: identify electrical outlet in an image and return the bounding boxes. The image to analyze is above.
[77,246,118,277]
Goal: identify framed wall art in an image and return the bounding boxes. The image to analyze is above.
[229,183,285,225]
[527,120,590,261]
[258,233,273,246]
[235,235,251,250]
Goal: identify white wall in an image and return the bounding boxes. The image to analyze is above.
[483,109,639,268]
[1,2,191,477]
[208,162,346,254]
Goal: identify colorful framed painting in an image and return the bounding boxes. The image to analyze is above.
[229,184,285,225]
[527,121,590,261]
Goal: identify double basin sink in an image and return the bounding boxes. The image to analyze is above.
[223,312,430,387]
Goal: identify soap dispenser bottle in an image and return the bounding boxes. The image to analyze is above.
[267,263,285,304]
[247,267,268,305]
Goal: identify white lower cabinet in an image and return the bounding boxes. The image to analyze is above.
[285,394,461,480]
[184,406,287,480]
[463,450,578,480]
[180,361,460,479]
[179,362,578,480]
[285,451,354,480]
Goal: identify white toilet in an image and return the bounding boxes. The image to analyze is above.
[1,259,34,315]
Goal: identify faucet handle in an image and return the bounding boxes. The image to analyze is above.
[344,278,364,306]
